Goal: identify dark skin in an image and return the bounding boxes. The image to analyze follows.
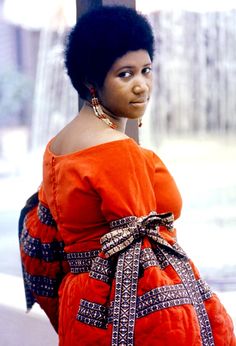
[50,50,153,156]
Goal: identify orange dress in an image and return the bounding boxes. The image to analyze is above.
[19,138,235,345]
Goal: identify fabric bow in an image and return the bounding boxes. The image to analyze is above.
[101,211,175,258]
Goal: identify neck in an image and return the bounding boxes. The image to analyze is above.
[84,101,127,133]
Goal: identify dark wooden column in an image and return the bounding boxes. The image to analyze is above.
[76,0,135,17]
[76,0,138,142]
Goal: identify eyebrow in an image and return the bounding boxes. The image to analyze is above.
[116,63,152,73]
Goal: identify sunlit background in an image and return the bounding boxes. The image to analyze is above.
[0,0,236,344]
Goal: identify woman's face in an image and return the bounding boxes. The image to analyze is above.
[98,50,153,119]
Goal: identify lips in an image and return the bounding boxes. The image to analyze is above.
[130,99,149,106]
[130,98,149,104]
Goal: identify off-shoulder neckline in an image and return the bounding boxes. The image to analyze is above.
[47,137,136,159]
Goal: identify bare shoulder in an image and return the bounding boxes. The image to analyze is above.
[81,128,130,150]
[50,122,129,156]
[100,128,129,142]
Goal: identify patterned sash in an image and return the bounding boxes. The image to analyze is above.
[21,200,215,346]
[98,211,215,346]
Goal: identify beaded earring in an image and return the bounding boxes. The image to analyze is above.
[138,117,143,127]
[90,87,116,129]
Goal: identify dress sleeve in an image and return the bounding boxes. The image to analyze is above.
[91,141,157,222]
[18,186,69,332]
[151,151,182,220]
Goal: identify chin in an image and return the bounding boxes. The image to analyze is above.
[129,104,147,115]
[134,110,146,118]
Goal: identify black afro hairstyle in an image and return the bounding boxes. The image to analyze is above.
[65,5,155,99]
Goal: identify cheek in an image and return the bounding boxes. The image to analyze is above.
[110,87,128,105]
[99,81,131,111]
[98,89,110,106]
[99,82,116,101]
[148,77,153,91]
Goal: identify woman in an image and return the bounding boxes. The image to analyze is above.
[19,5,235,346]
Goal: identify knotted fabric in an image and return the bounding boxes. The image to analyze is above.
[100,211,185,346]
[101,211,175,258]
[78,211,215,346]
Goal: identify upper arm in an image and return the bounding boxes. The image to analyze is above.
[19,186,69,330]
[151,151,182,220]
[91,143,157,221]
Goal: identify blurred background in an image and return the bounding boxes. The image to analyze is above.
[0,0,235,344]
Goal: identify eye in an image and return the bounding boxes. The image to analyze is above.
[142,66,152,74]
[118,71,132,78]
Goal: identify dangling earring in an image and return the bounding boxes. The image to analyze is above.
[138,117,143,127]
[89,87,116,129]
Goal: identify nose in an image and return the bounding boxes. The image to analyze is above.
[132,76,149,95]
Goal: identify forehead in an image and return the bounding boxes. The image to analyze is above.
[111,50,151,71]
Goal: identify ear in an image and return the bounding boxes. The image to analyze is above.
[83,81,94,100]
[84,82,93,91]
[84,78,95,91]
[84,80,100,99]
[85,78,100,90]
